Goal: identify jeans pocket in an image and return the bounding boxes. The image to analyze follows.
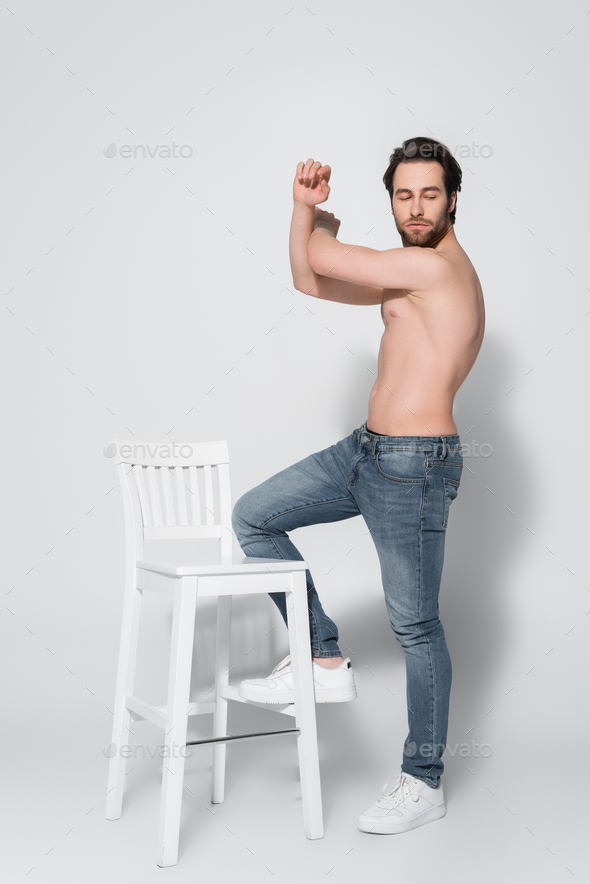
[375,449,426,483]
[442,477,461,528]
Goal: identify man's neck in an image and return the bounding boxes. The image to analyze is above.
[430,221,456,250]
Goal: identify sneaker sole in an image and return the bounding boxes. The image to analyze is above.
[238,686,357,704]
[357,802,447,834]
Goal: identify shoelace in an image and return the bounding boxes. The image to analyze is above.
[270,655,292,675]
[376,773,420,808]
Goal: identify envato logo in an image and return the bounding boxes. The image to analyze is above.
[103,442,194,459]
[403,140,493,159]
[103,142,193,159]
[404,741,493,758]
[104,742,194,759]
[460,441,493,457]
[397,441,493,458]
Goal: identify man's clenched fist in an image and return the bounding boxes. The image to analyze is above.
[293,158,332,207]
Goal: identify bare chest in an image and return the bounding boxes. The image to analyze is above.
[382,288,408,314]
[380,288,422,332]
[379,278,485,366]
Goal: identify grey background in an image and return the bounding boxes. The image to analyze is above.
[1,0,588,880]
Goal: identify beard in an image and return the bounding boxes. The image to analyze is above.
[394,201,452,247]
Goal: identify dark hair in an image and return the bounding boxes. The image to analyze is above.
[383,136,462,225]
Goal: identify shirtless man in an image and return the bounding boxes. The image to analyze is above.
[232,137,484,834]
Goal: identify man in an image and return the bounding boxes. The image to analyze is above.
[232,136,485,834]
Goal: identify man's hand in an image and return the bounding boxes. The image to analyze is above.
[313,208,341,237]
[293,158,331,207]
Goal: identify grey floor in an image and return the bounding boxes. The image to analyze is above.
[3,595,587,884]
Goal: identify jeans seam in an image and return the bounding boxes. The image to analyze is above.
[419,509,436,776]
[309,606,322,657]
[419,504,440,785]
[266,534,335,658]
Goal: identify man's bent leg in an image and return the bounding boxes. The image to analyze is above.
[231,434,362,658]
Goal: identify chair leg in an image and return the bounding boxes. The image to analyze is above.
[287,571,324,840]
[157,578,198,868]
[212,594,232,804]
[106,581,143,821]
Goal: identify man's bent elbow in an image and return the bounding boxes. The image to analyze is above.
[293,278,317,297]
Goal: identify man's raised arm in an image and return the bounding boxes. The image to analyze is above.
[307,225,451,293]
[290,160,383,306]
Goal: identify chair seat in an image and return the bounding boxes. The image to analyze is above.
[136,554,308,578]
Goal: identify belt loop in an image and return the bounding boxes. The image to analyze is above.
[440,437,447,460]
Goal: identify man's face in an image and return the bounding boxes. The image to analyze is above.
[391,160,455,247]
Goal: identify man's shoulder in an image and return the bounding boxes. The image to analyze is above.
[401,245,477,301]
[423,243,472,278]
[404,246,457,281]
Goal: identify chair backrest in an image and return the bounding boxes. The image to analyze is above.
[104,439,232,558]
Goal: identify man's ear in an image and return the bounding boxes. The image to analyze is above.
[448,192,456,215]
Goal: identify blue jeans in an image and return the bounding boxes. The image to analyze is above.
[231,421,463,786]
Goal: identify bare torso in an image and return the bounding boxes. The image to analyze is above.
[367,240,485,436]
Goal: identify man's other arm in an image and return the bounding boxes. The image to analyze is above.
[307,226,450,292]
[289,202,383,306]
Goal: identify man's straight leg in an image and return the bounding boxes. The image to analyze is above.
[351,427,463,788]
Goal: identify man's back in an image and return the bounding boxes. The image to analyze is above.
[369,240,485,436]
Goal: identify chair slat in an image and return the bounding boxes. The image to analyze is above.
[134,465,152,527]
[160,467,175,526]
[203,465,215,525]
[175,467,189,526]
[188,466,201,525]
[146,466,163,527]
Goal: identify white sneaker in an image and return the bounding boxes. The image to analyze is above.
[238,655,357,704]
[357,771,446,834]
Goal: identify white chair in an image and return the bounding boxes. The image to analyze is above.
[103,438,323,867]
